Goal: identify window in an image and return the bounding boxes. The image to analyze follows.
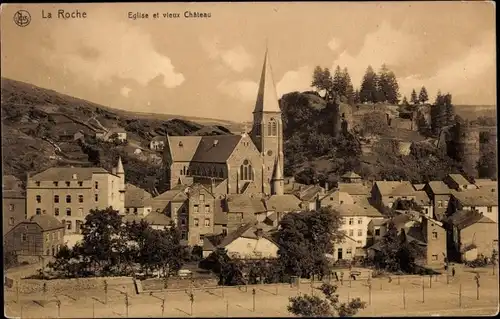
[133,208,138,214]
[36,208,41,215]
[9,217,15,226]
[21,233,27,242]
[349,229,354,236]
[66,195,71,203]
[194,205,199,213]
[199,234,205,243]
[9,204,14,211]
[487,206,493,212]
[66,208,71,216]
[357,229,363,237]
[349,218,354,225]
[204,218,210,227]
[240,160,253,181]
[432,254,438,261]
[375,229,380,236]
[53,181,59,187]
[181,218,186,226]
[444,201,448,208]
[194,218,199,227]
[205,204,211,212]
[432,231,438,239]
[181,231,187,240]
[438,201,442,208]
[95,181,99,189]
[346,248,352,255]
[95,194,99,202]
[357,240,362,244]
[199,194,205,202]
[340,200,344,204]
[78,195,84,203]
[357,218,363,225]
[36,195,41,203]
[66,221,72,230]
[36,181,40,187]
[342,218,346,225]
[78,208,83,216]
[78,181,83,187]
[54,195,59,203]
[55,208,59,216]
[268,118,278,136]
[65,181,70,187]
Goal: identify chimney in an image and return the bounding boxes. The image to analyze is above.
[72,174,77,180]
[213,140,219,147]
[325,182,329,192]
[112,168,117,175]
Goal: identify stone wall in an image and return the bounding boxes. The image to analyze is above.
[14,276,135,295]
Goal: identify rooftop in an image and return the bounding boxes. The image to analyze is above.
[427,181,452,195]
[30,167,110,182]
[226,194,266,213]
[447,174,471,186]
[414,191,431,206]
[446,210,495,230]
[125,183,152,208]
[451,188,498,207]
[29,215,64,231]
[218,222,276,248]
[342,171,361,179]
[375,181,415,196]
[329,197,382,218]
[265,194,302,212]
[337,183,371,195]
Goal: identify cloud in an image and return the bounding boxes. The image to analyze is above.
[44,14,185,89]
[276,66,313,97]
[201,38,254,72]
[120,86,131,97]
[217,80,258,101]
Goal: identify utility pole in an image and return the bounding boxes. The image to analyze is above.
[422,276,425,303]
[368,277,372,305]
[189,292,194,316]
[161,298,165,317]
[56,298,61,318]
[252,288,256,312]
[16,280,20,304]
[104,280,108,304]
[403,287,406,309]
[459,284,462,307]
[125,292,129,318]
[475,273,480,300]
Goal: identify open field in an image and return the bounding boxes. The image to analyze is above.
[5,268,499,318]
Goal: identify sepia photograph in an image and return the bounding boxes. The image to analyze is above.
[1,1,498,317]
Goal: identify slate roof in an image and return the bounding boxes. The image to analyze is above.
[265,194,302,212]
[448,174,471,186]
[474,179,497,189]
[149,188,188,202]
[338,183,370,195]
[446,210,495,230]
[30,167,110,181]
[218,222,276,248]
[3,190,25,199]
[415,191,431,206]
[203,237,216,251]
[329,200,382,218]
[294,185,324,201]
[253,50,281,113]
[226,195,266,213]
[125,183,152,208]
[427,181,451,195]
[375,181,415,196]
[29,215,64,231]
[166,136,202,162]
[191,135,242,163]
[451,189,498,207]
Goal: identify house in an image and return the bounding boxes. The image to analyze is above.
[215,222,279,260]
[327,195,384,261]
[3,175,24,191]
[367,213,419,246]
[448,188,498,223]
[186,184,216,246]
[337,182,371,196]
[341,171,362,183]
[26,158,126,234]
[224,194,266,233]
[474,179,497,190]
[3,190,26,236]
[264,194,303,217]
[150,136,166,151]
[319,190,356,208]
[443,174,476,191]
[4,214,65,256]
[445,210,497,262]
[423,181,452,221]
[370,180,416,212]
[292,184,325,211]
[124,183,153,215]
[414,191,433,219]
[144,186,189,221]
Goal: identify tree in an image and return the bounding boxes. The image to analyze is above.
[418,86,429,104]
[343,68,355,105]
[353,89,361,104]
[312,66,333,99]
[359,111,388,136]
[401,96,409,106]
[359,66,378,103]
[288,283,366,317]
[385,71,400,104]
[477,140,497,179]
[277,207,344,279]
[332,66,344,98]
[410,89,418,105]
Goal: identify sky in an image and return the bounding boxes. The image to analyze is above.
[1,2,496,122]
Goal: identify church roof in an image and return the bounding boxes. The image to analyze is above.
[166,136,202,162]
[191,135,242,163]
[271,156,283,181]
[253,49,281,114]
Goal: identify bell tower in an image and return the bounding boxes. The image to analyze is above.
[250,49,284,194]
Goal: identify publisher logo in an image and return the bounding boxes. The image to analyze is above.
[14,10,31,27]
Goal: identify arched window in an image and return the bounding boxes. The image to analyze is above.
[240,160,253,181]
[66,195,71,203]
[268,118,277,136]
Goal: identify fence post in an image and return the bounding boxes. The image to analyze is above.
[16,280,20,304]
[92,299,95,318]
[104,280,108,304]
[252,288,256,312]
[226,299,229,317]
[459,284,462,308]
[56,298,61,318]
[403,287,406,309]
[189,293,194,316]
[125,292,129,318]
[422,276,425,303]
[368,278,372,306]
[161,298,165,317]
[429,275,432,288]
[43,282,47,301]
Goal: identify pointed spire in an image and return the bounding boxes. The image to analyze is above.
[117,156,124,174]
[272,156,283,181]
[253,48,281,113]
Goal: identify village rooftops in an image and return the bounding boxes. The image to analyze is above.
[329,197,382,218]
[226,194,266,213]
[337,182,371,195]
[451,188,498,207]
[29,167,112,182]
[446,210,495,230]
[375,181,415,196]
[264,194,302,212]
[293,184,324,201]
[125,183,152,208]
[427,181,452,195]
[151,136,166,142]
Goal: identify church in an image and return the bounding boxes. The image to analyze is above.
[162,49,285,198]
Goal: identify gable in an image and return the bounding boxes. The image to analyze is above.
[166,136,202,163]
[192,135,242,163]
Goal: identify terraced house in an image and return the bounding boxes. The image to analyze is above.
[26,158,125,234]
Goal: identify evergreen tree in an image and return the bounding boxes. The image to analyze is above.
[353,89,361,104]
[386,71,400,104]
[376,64,390,103]
[332,66,344,98]
[359,66,378,103]
[418,86,429,104]
[410,89,418,105]
[343,68,354,104]
[402,96,409,106]
[443,93,455,126]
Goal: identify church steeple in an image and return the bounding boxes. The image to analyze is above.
[253,49,281,114]
[271,156,284,195]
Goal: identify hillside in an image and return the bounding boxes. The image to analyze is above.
[279,92,492,185]
[1,78,236,193]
